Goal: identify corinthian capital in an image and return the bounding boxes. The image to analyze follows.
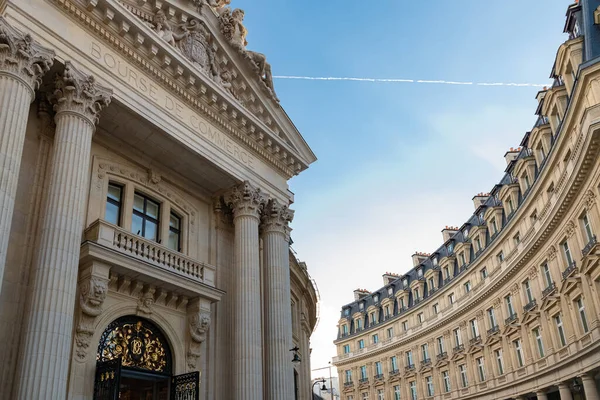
[0,18,54,94]
[50,61,112,127]
[261,199,294,236]
[224,180,267,219]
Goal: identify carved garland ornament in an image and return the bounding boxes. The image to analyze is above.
[0,17,55,92]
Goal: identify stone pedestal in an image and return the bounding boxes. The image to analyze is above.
[225,181,266,400]
[0,18,53,295]
[17,62,111,400]
[261,199,294,400]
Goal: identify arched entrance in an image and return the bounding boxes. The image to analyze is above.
[94,316,198,400]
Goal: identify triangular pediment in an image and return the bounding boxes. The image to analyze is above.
[55,0,316,178]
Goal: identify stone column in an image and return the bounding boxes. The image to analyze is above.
[536,390,548,400]
[261,199,294,400]
[582,373,600,400]
[225,181,267,400]
[0,18,53,295]
[558,382,573,400]
[17,62,111,400]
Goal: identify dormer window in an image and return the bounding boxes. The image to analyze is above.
[359,302,364,311]
[523,173,531,190]
[447,243,454,254]
[507,198,514,214]
[459,252,466,266]
[443,267,450,280]
[479,212,485,224]
[475,236,482,252]
[490,218,498,234]
[373,294,379,303]
[433,257,438,266]
[463,228,469,239]
[403,278,409,287]
[414,288,420,301]
[428,278,435,290]
[387,287,394,296]
[417,268,423,278]
[344,308,350,316]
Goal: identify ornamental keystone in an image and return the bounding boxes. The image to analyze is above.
[0,17,54,94]
[224,180,267,219]
[50,61,112,127]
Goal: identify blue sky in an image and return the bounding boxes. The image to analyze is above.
[234,0,569,379]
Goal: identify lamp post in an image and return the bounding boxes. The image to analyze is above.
[312,363,336,400]
[312,379,327,399]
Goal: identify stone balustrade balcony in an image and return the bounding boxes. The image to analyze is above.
[469,336,482,346]
[82,219,219,298]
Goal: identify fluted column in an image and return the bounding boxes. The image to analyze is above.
[17,62,111,399]
[582,373,600,400]
[225,181,267,400]
[261,199,294,400]
[558,382,573,400]
[0,18,53,295]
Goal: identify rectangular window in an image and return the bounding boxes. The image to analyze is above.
[402,321,408,332]
[421,343,429,361]
[132,192,160,241]
[476,357,486,381]
[507,197,514,214]
[358,339,365,349]
[459,252,466,266]
[387,327,394,338]
[443,267,450,280]
[370,312,376,325]
[495,349,504,375]
[417,313,424,324]
[480,267,488,279]
[523,279,534,303]
[385,305,390,318]
[356,319,362,330]
[345,370,352,383]
[414,289,420,301]
[577,298,589,333]
[470,319,479,338]
[513,339,524,367]
[393,385,401,400]
[390,356,398,372]
[342,325,348,335]
[105,183,123,225]
[464,281,472,293]
[428,278,435,291]
[362,394,369,400]
[488,308,497,328]
[533,327,545,358]
[448,293,455,305]
[360,365,367,380]
[542,263,553,287]
[377,389,384,400]
[437,336,445,354]
[168,212,181,251]
[433,303,439,314]
[442,370,451,392]
[406,351,413,366]
[497,251,504,263]
[475,236,482,252]
[583,213,594,242]
[375,361,382,375]
[524,174,531,189]
[562,241,573,265]
[409,381,417,400]
[491,218,498,234]
[343,344,350,354]
[400,298,406,309]
[555,314,567,347]
[453,328,462,346]
[459,364,468,387]
[426,376,434,396]
[372,334,379,344]
[505,295,515,317]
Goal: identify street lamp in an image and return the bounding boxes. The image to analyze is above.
[290,346,301,364]
[312,379,327,393]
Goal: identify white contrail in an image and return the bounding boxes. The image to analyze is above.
[273,75,548,87]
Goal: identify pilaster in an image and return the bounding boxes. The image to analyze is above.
[261,198,294,400]
[0,18,54,295]
[224,181,267,400]
[17,62,111,400]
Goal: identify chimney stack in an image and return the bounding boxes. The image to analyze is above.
[383,272,399,286]
[411,252,430,267]
[504,147,521,165]
[472,192,490,210]
[442,226,459,242]
[353,288,370,301]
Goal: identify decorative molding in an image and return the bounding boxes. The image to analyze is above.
[186,297,211,371]
[0,17,54,94]
[546,245,557,261]
[224,180,267,219]
[49,61,112,127]
[137,286,156,315]
[584,189,596,210]
[564,221,575,238]
[261,198,294,238]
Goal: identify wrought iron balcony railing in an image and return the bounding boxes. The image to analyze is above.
[453,344,464,353]
[389,369,400,376]
[436,352,448,361]
[505,313,518,325]
[487,325,500,336]
[375,374,384,381]
[421,358,431,366]
[359,378,369,384]
[405,364,415,372]
[523,299,537,313]
[344,381,354,388]
[542,282,556,298]
[469,336,481,346]
[582,235,597,257]
[562,261,577,280]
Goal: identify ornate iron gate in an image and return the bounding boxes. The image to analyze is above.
[93,358,121,400]
[171,371,200,400]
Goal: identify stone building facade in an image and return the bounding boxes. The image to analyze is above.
[0,0,319,399]
[333,2,600,400]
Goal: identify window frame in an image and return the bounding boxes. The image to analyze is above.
[105,182,124,226]
[132,191,161,242]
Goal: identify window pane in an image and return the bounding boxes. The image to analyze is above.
[170,213,181,230]
[168,231,180,251]
[132,214,143,236]
[133,194,145,213]
[145,221,158,241]
[146,199,159,219]
[107,184,122,202]
[105,202,120,225]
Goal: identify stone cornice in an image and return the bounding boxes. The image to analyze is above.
[47,0,311,179]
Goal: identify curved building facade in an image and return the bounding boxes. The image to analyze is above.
[333,2,600,400]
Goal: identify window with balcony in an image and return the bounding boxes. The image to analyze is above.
[426,376,434,396]
[409,381,417,400]
[505,295,515,318]
[533,327,544,358]
[487,308,497,329]
[562,240,573,265]
[105,183,123,225]
[577,297,589,333]
[476,357,486,381]
[345,369,352,383]
[541,263,553,288]
[406,351,414,367]
[132,192,160,241]
[464,281,472,293]
[168,212,181,251]
[343,344,350,354]
[459,364,468,387]
[437,336,445,354]
[523,279,534,304]
[495,349,504,375]
[391,356,398,372]
[554,314,567,347]
[513,339,524,367]
[582,212,595,243]
[375,361,382,376]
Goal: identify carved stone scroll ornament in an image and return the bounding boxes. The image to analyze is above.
[585,189,597,210]
[75,276,109,361]
[224,180,267,219]
[0,17,54,93]
[186,298,211,371]
[564,221,576,238]
[547,245,557,261]
[49,61,112,126]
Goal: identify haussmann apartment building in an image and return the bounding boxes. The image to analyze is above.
[334,2,600,400]
[0,0,320,399]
